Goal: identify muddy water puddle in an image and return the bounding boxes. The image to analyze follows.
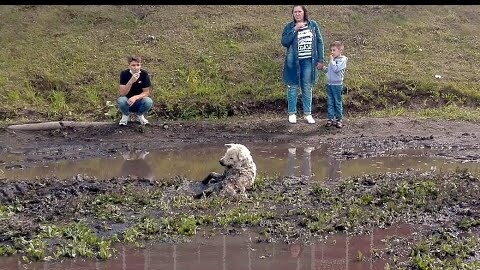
[0,143,478,181]
[1,143,479,181]
[0,224,413,270]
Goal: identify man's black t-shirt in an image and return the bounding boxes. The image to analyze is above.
[119,69,151,98]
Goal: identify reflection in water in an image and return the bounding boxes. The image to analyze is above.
[120,150,153,181]
[290,243,303,270]
[287,147,312,179]
[0,224,413,270]
[326,150,342,182]
[1,143,479,182]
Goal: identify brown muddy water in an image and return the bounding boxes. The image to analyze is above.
[0,143,478,182]
[0,224,413,270]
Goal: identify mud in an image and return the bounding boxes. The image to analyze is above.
[1,116,479,167]
[0,116,479,268]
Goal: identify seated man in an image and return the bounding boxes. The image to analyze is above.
[117,56,153,125]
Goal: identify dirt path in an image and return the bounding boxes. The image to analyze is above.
[1,116,479,167]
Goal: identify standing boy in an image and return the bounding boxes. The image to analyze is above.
[323,41,348,128]
[117,56,153,125]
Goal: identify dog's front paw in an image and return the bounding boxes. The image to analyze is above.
[201,175,212,185]
[193,192,205,199]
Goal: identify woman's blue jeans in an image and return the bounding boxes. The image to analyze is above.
[287,58,313,115]
[117,96,153,116]
[325,84,343,121]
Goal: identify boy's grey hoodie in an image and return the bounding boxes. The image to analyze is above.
[324,55,348,85]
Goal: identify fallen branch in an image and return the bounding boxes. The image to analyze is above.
[7,121,112,131]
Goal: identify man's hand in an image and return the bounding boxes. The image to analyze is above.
[128,73,140,84]
[316,62,324,70]
[127,96,138,107]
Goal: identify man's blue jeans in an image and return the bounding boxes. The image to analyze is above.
[325,84,343,121]
[117,96,153,116]
[287,58,313,115]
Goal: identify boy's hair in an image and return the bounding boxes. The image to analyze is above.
[292,5,309,22]
[330,41,344,51]
[127,55,142,63]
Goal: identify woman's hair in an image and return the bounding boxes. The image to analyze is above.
[292,5,309,22]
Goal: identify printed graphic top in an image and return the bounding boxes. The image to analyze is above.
[297,25,313,59]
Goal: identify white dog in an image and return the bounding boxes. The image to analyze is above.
[195,143,257,198]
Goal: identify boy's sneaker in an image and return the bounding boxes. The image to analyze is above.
[138,114,150,125]
[336,120,343,128]
[119,114,129,126]
[325,120,333,127]
[288,114,297,124]
[305,115,315,124]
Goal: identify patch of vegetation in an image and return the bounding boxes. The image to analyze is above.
[162,215,198,236]
[369,104,480,121]
[388,230,480,269]
[0,169,478,266]
[0,204,14,218]
[91,194,125,222]
[9,222,116,261]
[216,206,275,228]
[0,244,16,256]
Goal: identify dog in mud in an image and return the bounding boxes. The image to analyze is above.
[194,143,256,199]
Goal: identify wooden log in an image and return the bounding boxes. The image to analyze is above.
[7,121,112,131]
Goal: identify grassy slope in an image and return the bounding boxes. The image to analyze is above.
[0,5,479,122]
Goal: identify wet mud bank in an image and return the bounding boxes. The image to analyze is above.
[0,116,479,168]
[0,169,479,268]
[0,116,479,268]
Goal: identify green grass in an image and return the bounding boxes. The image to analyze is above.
[369,104,480,121]
[409,231,480,270]
[0,5,479,122]
[9,222,116,261]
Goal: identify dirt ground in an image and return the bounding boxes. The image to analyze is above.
[1,116,479,166]
[0,115,479,267]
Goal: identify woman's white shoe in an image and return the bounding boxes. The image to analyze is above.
[288,114,297,124]
[304,115,315,124]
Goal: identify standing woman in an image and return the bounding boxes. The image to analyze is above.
[281,5,324,124]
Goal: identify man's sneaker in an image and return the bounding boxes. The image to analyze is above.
[288,114,297,124]
[325,120,333,127]
[119,114,129,126]
[304,115,315,124]
[138,114,150,125]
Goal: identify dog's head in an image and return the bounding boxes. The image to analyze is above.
[219,143,253,168]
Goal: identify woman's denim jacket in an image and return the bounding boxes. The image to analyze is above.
[281,19,324,86]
